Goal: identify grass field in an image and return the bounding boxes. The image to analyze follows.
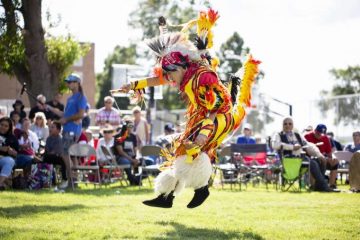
[0,182,359,240]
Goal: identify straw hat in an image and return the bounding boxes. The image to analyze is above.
[100,124,115,136]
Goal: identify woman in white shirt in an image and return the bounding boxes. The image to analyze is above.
[30,112,49,141]
[96,125,115,163]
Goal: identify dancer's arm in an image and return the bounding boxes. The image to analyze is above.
[110,76,170,93]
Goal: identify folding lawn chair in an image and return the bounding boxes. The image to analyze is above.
[280,156,309,192]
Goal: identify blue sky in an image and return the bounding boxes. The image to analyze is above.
[45,0,360,136]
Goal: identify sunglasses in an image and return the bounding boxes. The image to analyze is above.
[103,130,113,134]
[283,122,293,126]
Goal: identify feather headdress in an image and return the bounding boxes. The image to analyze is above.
[146,32,201,62]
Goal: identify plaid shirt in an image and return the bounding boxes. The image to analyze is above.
[95,107,121,126]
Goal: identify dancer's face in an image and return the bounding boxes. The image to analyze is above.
[166,67,186,88]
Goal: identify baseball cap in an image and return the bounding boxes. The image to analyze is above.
[315,124,327,134]
[164,123,175,132]
[65,73,81,83]
[243,123,252,130]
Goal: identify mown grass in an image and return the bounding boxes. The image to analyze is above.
[0,182,359,240]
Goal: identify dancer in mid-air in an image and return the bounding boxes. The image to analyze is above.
[111,9,261,208]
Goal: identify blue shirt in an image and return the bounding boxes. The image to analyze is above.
[345,143,360,153]
[236,135,256,144]
[63,92,87,136]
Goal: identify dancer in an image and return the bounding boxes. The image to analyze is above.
[112,9,261,208]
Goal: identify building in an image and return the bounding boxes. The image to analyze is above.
[0,43,95,113]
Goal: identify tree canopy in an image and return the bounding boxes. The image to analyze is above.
[0,0,88,105]
[95,45,137,109]
[318,65,360,125]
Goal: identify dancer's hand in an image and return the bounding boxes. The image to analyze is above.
[110,84,131,94]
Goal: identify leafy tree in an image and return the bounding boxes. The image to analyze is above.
[96,45,137,109]
[129,0,209,40]
[318,66,360,125]
[217,32,273,133]
[217,32,246,80]
[129,0,210,110]
[0,0,88,106]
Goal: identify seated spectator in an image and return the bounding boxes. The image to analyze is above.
[30,112,49,141]
[46,93,64,121]
[15,118,40,170]
[327,131,343,151]
[10,99,27,122]
[155,122,176,149]
[41,121,68,189]
[304,124,339,189]
[95,96,121,127]
[345,130,360,153]
[236,123,256,144]
[96,125,115,163]
[113,120,141,185]
[302,125,313,135]
[0,117,19,191]
[272,117,333,192]
[29,94,52,121]
[10,111,22,130]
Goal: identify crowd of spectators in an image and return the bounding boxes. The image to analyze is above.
[1,74,359,192]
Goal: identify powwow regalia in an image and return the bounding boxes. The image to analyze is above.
[112,8,261,208]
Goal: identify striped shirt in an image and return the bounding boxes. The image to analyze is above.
[95,107,121,126]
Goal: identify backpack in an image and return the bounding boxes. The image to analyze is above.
[28,163,54,190]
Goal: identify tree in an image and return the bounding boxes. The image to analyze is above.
[0,0,88,106]
[129,0,210,110]
[217,32,273,133]
[96,45,137,109]
[129,0,209,40]
[318,65,360,125]
[217,32,246,80]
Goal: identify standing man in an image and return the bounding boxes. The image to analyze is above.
[47,73,88,188]
[304,124,339,189]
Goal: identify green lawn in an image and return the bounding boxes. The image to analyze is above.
[0,183,359,240]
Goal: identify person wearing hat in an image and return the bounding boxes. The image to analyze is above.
[96,125,115,163]
[10,99,27,122]
[47,73,88,189]
[155,122,176,150]
[236,123,256,144]
[304,124,339,189]
[113,119,141,185]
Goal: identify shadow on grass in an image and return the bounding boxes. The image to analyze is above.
[151,221,264,240]
[69,185,154,196]
[0,204,86,218]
